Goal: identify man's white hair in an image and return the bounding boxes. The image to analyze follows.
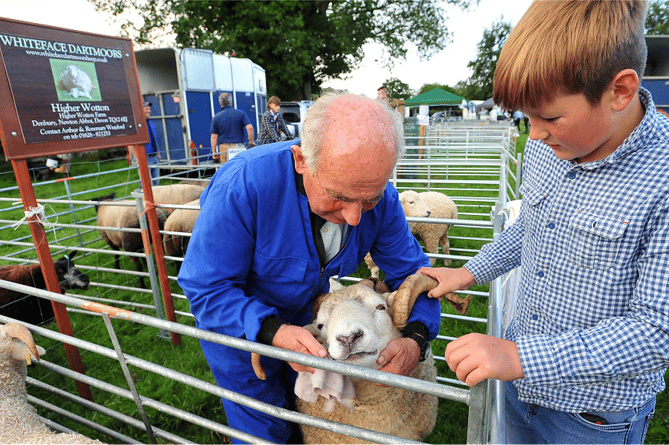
[300,92,405,172]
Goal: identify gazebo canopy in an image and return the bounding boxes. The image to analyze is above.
[405,88,468,106]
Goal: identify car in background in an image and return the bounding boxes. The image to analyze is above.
[279,100,314,138]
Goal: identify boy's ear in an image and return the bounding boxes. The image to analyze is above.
[609,69,640,112]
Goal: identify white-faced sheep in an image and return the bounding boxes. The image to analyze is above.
[0,252,90,326]
[162,198,201,272]
[252,274,471,443]
[0,323,102,444]
[404,190,458,266]
[150,184,205,217]
[56,65,95,100]
[93,193,166,288]
[365,190,457,278]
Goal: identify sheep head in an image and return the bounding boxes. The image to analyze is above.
[252,273,471,379]
[399,190,431,218]
[0,323,45,365]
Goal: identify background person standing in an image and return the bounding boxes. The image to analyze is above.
[144,101,161,186]
[210,92,256,163]
[257,96,292,145]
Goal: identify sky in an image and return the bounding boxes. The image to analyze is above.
[0,0,534,97]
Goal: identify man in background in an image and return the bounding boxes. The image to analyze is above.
[144,101,161,186]
[210,92,256,163]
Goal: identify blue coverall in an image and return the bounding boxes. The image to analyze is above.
[178,140,441,443]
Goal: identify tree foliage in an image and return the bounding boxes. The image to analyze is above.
[460,18,511,101]
[381,77,414,100]
[92,0,475,100]
[646,0,669,35]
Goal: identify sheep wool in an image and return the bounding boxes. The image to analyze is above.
[0,325,102,444]
[151,184,205,216]
[163,198,201,261]
[295,276,439,443]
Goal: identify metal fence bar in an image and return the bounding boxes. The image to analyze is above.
[102,314,157,443]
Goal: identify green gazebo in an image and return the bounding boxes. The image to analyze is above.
[405,88,468,106]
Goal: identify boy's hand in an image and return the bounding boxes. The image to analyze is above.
[445,333,524,386]
[417,266,476,299]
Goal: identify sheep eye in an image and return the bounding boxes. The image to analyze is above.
[317,324,323,330]
[376,304,386,311]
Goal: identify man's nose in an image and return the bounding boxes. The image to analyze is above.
[341,202,363,226]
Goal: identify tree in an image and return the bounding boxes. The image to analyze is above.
[646,0,669,35]
[381,78,414,100]
[462,18,511,100]
[92,0,476,100]
[417,83,462,97]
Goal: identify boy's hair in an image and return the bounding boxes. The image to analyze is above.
[493,0,648,109]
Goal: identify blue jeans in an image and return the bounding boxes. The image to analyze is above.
[146,154,160,186]
[505,381,655,444]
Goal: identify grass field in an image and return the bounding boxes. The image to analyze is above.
[1,128,668,443]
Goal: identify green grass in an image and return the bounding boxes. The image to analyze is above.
[1,131,668,444]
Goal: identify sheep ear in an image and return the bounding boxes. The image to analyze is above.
[358,278,391,294]
[1,323,40,362]
[9,341,43,365]
[311,292,329,321]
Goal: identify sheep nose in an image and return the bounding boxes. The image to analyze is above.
[336,330,363,348]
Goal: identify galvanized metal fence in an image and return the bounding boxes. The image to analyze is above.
[0,121,519,443]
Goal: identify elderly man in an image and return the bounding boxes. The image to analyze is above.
[210,92,256,163]
[179,93,440,443]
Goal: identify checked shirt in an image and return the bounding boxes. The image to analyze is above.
[466,88,669,412]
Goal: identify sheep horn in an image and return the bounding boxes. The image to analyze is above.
[251,353,266,380]
[391,273,440,329]
[1,323,40,362]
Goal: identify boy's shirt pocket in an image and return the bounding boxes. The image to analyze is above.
[567,212,629,270]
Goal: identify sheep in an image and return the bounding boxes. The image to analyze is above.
[150,184,205,216]
[56,65,95,100]
[365,190,457,278]
[0,323,102,444]
[92,193,166,289]
[0,251,90,326]
[364,191,432,278]
[404,190,458,266]
[251,273,471,443]
[162,198,201,272]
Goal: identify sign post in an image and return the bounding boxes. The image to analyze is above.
[0,18,179,398]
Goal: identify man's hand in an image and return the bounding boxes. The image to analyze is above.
[417,266,476,299]
[272,324,327,373]
[374,337,420,386]
[445,333,524,387]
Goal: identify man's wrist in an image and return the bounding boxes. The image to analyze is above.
[402,321,430,362]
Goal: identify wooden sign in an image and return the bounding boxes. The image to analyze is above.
[0,17,149,160]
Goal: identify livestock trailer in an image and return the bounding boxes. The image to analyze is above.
[642,35,669,113]
[134,47,267,164]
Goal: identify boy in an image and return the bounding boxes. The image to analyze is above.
[419,1,668,443]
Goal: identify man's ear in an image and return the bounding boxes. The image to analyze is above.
[609,69,640,112]
[291,144,309,175]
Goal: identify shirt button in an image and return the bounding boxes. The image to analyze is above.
[568,172,576,179]
[537,271,544,277]
[548,222,555,229]
[323,228,328,233]
[532,314,539,321]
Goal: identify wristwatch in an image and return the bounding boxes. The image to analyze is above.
[406,332,430,362]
